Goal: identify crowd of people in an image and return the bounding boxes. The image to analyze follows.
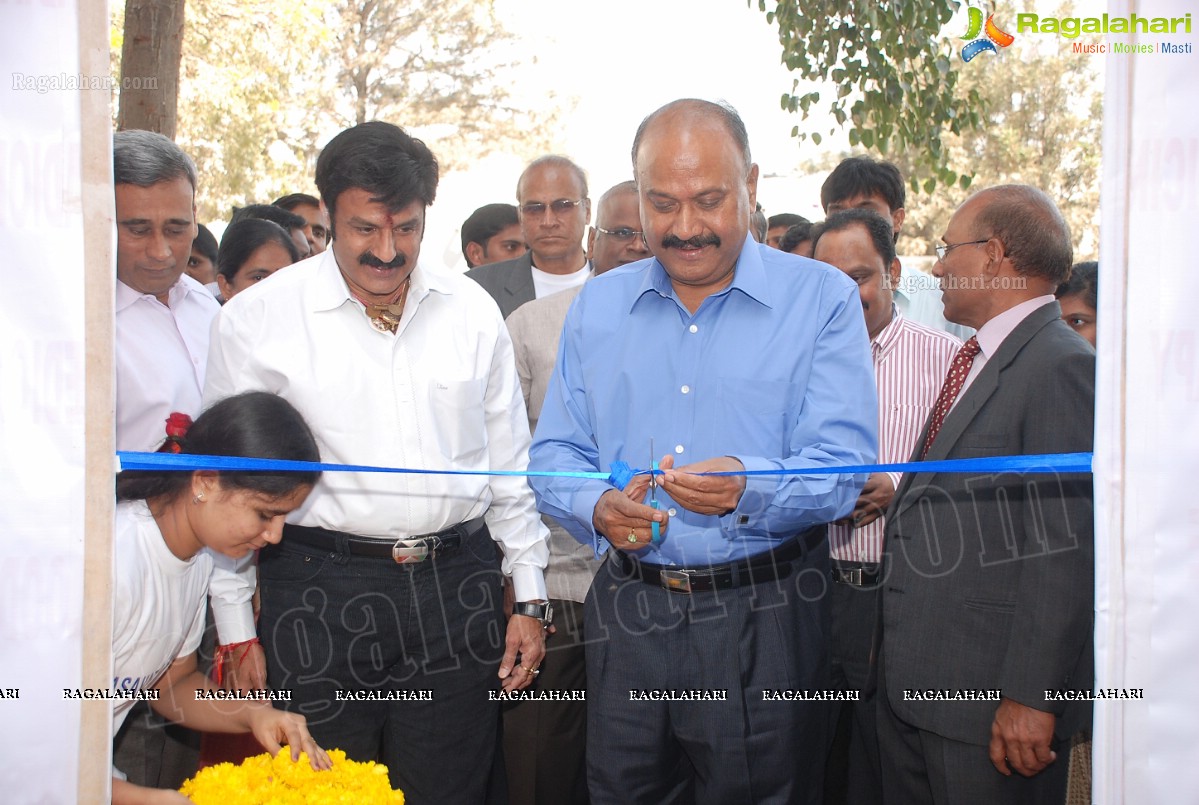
[109,97,1098,805]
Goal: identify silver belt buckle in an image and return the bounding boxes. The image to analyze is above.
[660,569,693,594]
[392,537,432,564]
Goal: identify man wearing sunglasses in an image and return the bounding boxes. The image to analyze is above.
[467,155,593,318]
[499,179,649,805]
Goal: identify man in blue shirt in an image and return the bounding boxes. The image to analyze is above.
[529,99,878,804]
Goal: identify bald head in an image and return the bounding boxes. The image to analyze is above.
[589,180,649,273]
[969,184,1073,284]
[517,155,588,200]
[631,99,751,172]
[596,180,637,222]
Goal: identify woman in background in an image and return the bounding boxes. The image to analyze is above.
[215,219,301,302]
[1056,260,1098,348]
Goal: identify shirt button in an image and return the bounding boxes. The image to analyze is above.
[681,385,690,394]
[689,324,698,333]
[675,444,684,454]
[667,507,677,517]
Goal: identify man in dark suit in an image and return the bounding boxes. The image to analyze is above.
[466,156,591,318]
[877,184,1095,805]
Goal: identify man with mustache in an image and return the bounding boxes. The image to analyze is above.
[204,121,550,803]
[529,99,878,804]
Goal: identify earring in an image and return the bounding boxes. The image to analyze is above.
[193,493,205,504]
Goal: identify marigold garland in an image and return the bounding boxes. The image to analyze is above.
[180,749,404,804]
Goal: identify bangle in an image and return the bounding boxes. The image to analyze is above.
[213,638,261,687]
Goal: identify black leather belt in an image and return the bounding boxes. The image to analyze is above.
[284,518,487,564]
[616,525,825,594]
[830,561,882,587]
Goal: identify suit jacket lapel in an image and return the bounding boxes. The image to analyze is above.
[504,253,536,306]
[890,302,1062,518]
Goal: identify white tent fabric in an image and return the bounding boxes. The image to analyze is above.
[1094,0,1199,801]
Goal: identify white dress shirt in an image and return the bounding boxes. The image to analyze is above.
[204,249,550,642]
[115,274,220,451]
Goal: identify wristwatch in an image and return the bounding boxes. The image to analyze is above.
[513,600,554,628]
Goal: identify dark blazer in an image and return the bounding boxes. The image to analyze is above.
[465,252,535,319]
[881,301,1095,746]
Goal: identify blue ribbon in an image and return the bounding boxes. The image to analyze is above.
[117,451,1093,490]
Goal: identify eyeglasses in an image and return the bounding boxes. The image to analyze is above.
[519,198,586,217]
[595,226,643,241]
[934,239,989,261]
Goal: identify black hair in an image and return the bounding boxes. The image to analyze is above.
[631,99,751,171]
[315,121,439,224]
[779,221,815,253]
[273,192,321,211]
[810,209,897,266]
[1056,260,1098,309]
[229,203,307,234]
[820,156,906,214]
[192,224,218,264]
[116,392,321,502]
[461,203,520,265]
[768,213,808,231]
[971,185,1073,284]
[216,219,301,282]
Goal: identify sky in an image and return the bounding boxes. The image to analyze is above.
[423,0,839,269]
[417,0,1112,270]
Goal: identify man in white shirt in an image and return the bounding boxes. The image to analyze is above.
[204,121,550,803]
[113,130,219,452]
[110,130,219,790]
[810,209,960,805]
[465,155,592,317]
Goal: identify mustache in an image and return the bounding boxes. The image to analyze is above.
[358,251,406,269]
[661,233,720,250]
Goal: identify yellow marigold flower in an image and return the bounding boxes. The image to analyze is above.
[180,749,404,804]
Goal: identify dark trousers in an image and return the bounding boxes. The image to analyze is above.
[258,524,506,805]
[824,581,882,805]
[111,703,199,788]
[503,597,589,805]
[585,536,831,805]
[876,653,1069,805]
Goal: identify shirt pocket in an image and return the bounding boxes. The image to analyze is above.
[429,378,488,464]
[715,377,796,456]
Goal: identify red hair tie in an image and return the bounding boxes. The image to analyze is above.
[161,412,193,454]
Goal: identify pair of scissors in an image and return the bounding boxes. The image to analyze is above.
[649,439,661,545]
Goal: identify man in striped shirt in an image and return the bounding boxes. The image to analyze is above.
[812,209,961,805]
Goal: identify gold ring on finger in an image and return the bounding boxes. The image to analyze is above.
[627,530,637,543]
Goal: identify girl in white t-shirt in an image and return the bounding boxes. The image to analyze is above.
[112,391,331,804]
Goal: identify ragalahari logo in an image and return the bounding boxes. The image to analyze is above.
[961,6,1016,62]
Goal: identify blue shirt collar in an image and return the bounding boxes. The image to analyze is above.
[630,234,774,313]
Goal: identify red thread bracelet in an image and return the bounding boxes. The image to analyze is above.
[213,638,261,687]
